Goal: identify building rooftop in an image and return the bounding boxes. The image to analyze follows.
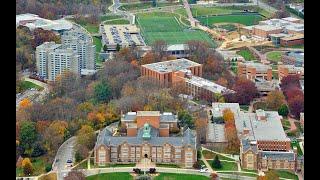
[261,151,295,161]
[142,58,201,73]
[137,111,160,116]
[212,103,290,142]
[253,25,282,31]
[282,17,301,23]
[281,33,304,41]
[95,125,196,148]
[166,44,188,51]
[185,75,235,94]
[122,111,177,122]
[217,50,245,61]
[255,79,277,92]
[36,42,61,50]
[243,62,272,72]
[279,65,304,73]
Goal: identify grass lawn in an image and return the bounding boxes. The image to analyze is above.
[275,170,299,180]
[219,171,258,177]
[93,37,102,64]
[104,19,130,25]
[87,172,133,180]
[207,160,238,171]
[291,141,303,156]
[119,2,180,11]
[240,105,249,111]
[156,163,180,168]
[100,15,122,22]
[236,49,255,61]
[191,6,272,18]
[202,150,235,161]
[137,12,216,47]
[197,14,262,27]
[16,157,49,176]
[83,23,99,34]
[154,173,209,180]
[266,51,283,63]
[18,81,44,92]
[281,119,291,127]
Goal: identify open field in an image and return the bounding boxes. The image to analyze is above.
[104,19,130,25]
[191,6,272,18]
[137,13,216,46]
[236,49,255,61]
[154,173,209,180]
[87,172,133,180]
[18,81,44,92]
[276,170,299,180]
[119,2,181,11]
[100,15,122,22]
[197,14,263,27]
[266,51,283,63]
[207,160,238,171]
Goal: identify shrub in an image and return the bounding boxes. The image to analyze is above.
[45,164,52,172]
[149,168,156,174]
[193,161,201,169]
[31,143,46,157]
[133,168,141,174]
[136,175,151,180]
[278,104,289,117]
[212,155,222,169]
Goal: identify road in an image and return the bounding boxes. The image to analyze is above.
[52,137,76,180]
[16,75,49,110]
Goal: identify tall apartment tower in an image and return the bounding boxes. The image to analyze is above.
[36,42,80,81]
[47,48,80,81]
[61,30,96,70]
[36,42,61,79]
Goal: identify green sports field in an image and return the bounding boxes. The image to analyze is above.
[137,13,216,47]
[197,14,263,27]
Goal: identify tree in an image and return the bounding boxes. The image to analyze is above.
[19,121,37,156]
[193,161,201,169]
[210,173,219,180]
[280,75,300,93]
[64,170,86,180]
[19,98,31,109]
[76,125,96,150]
[32,28,60,48]
[116,43,121,51]
[265,90,286,110]
[222,108,235,125]
[94,80,112,104]
[265,170,279,180]
[273,10,290,18]
[278,104,289,117]
[231,77,259,105]
[43,121,68,158]
[140,52,156,65]
[152,40,167,60]
[103,44,108,52]
[22,158,33,176]
[212,155,222,169]
[178,110,194,129]
[288,94,304,118]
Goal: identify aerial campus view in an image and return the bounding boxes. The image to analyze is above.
[16,0,304,180]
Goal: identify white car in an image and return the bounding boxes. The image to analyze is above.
[199,168,209,173]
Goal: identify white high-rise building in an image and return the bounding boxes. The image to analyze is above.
[36,42,80,81]
[61,30,96,70]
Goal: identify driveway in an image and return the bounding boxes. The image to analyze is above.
[52,136,76,180]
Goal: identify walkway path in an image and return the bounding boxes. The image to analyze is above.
[288,117,298,132]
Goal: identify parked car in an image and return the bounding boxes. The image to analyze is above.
[199,168,209,173]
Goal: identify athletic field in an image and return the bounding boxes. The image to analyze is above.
[136,13,216,47]
[197,14,263,27]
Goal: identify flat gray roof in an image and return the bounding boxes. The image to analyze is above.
[141,58,201,73]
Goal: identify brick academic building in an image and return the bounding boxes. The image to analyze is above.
[94,111,197,168]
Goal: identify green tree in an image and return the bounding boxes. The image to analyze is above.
[212,155,222,169]
[178,110,194,129]
[103,44,108,52]
[94,80,111,104]
[116,43,121,51]
[19,121,37,156]
[278,104,289,117]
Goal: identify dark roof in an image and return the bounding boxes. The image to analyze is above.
[95,126,196,148]
[260,151,295,161]
[241,139,257,153]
